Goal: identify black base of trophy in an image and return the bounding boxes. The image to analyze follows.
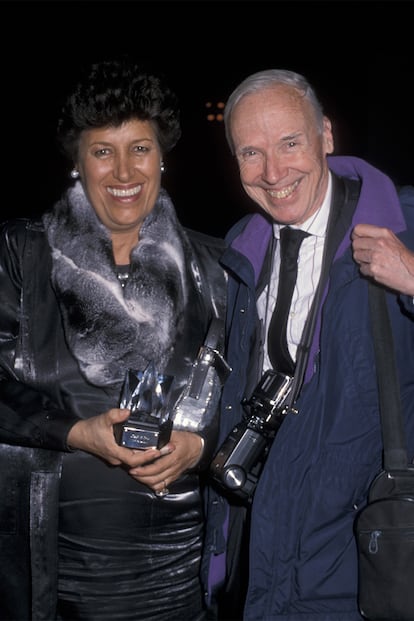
[115,418,173,450]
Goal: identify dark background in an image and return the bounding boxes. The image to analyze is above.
[3,0,414,236]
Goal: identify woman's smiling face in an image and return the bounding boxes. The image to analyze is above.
[76,118,163,236]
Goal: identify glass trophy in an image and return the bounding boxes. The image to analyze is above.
[114,361,174,450]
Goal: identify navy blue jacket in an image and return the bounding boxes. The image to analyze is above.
[203,156,414,620]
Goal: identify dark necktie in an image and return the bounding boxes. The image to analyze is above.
[268,227,310,375]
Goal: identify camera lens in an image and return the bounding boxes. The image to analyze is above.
[223,466,246,489]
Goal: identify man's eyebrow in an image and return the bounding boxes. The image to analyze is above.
[280,131,302,141]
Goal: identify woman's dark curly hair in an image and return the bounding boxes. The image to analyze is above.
[57,58,181,162]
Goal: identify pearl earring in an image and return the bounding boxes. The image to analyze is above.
[70,169,80,179]
[160,162,165,173]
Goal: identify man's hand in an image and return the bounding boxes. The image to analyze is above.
[352,223,414,295]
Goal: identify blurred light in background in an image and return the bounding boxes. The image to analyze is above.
[205,101,225,122]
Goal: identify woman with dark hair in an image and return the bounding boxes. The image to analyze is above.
[0,57,227,621]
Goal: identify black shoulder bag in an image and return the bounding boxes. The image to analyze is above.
[354,281,414,620]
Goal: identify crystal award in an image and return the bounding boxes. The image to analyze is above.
[115,361,174,450]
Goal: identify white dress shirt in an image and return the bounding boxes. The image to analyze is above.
[258,173,333,373]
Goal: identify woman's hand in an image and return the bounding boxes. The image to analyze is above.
[128,430,204,494]
[66,410,204,494]
[66,408,172,468]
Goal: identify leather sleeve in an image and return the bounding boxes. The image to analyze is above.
[0,219,79,450]
[0,378,77,450]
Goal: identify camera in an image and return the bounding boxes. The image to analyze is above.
[210,370,293,503]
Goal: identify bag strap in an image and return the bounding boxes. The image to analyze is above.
[188,316,231,399]
[368,280,408,470]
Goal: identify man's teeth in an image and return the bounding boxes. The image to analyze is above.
[268,180,299,199]
[108,186,141,197]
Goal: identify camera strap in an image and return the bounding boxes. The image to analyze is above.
[285,276,326,412]
[286,176,360,411]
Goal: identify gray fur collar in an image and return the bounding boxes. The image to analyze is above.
[43,183,194,388]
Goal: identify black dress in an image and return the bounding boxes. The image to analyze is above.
[57,451,206,621]
[55,267,208,621]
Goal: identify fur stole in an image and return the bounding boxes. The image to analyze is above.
[43,183,197,388]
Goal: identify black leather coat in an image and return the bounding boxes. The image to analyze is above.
[0,216,227,620]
